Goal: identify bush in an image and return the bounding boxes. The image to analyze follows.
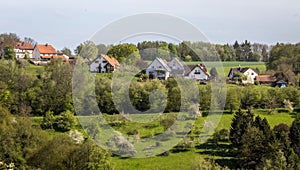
[40,110,55,129]
[213,129,229,142]
[53,110,77,132]
[41,110,76,132]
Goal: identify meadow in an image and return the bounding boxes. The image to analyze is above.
[184,61,266,75]
[72,110,293,169]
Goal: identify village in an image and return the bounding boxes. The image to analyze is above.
[12,41,287,87]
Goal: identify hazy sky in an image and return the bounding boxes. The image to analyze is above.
[1,0,299,50]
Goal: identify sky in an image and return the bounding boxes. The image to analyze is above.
[1,0,300,51]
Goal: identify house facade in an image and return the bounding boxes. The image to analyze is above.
[228,67,258,84]
[146,57,171,80]
[168,58,185,77]
[14,42,34,59]
[185,64,210,80]
[89,54,120,73]
[33,44,58,60]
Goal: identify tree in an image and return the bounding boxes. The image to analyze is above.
[249,52,262,61]
[168,43,178,58]
[290,116,300,157]
[3,45,15,60]
[225,88,241,113]
[209,67,218,80]
[230,109,254,146]
[0,33,20,58]
[107,44,140,64]
[253,116,273,143]
[237,126,267,169]
[60,47,73,57]
[77,41,98,59]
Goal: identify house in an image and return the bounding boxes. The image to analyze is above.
[255,75,277,85]
[14,42,34,59]
[146,57,171,80]
[168,58,185,77]
[33,44,58,61]
[185,64,210,80]
[89,54,120,73]
[228,67,258,84]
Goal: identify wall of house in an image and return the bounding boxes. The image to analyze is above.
[243,69,258,84]
[146,59,170,80]
[168,58,184,76]
[90,57,110,73]
[14,49,33,59]
[186,66,208,80]
[32,47,40,60]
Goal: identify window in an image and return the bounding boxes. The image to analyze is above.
[103,60,107,63]
[95,60,99,63]
[195,69,201,74]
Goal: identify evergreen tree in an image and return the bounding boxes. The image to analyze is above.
[230,109,254,147]
[290,116,300,157]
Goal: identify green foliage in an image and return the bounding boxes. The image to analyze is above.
[290,116,300,157]
[0,106,46,168]
[77,40,98,59]
[107,43,140,63]
[213,128,229,142]
[268,43,300,74]
[225,87,240,113]
[237,126,267,169]
[3,45,16,60]
[40,110,55,129]
[29,136,112,170]
[40,110,76,132]
[53,110,77,132]
[229,109,254,146]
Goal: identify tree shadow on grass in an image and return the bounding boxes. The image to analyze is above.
[195,139,237,168]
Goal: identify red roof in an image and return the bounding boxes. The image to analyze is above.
[36,44,57,54]
[41,55,67,61]
[15,42,33,50]
[101,54,120,67]
[255,75,277,82]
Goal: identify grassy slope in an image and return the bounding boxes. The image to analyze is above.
[111,112,294,170]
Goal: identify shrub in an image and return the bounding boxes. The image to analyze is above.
[53,110,76,132]
[40,110,55,129]
[213,129,229,142]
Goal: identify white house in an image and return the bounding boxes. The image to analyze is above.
[168,57,185,77]
[146,57,171,80]
[185,64,210,80]
[33,44,58,60]
[228,67,258,84]
[14,42,34,59]
[89,54,120,73]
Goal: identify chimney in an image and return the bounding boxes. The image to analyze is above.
[45,43,48,47]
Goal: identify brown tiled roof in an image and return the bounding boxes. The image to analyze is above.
[15,42,33,50]
[255,75,277,83]
[41,55,67,61]
[101,54,120,67]
[36,44,57,54]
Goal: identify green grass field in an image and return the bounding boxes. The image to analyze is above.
[108,111,294,169]
[184,61,266,76]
